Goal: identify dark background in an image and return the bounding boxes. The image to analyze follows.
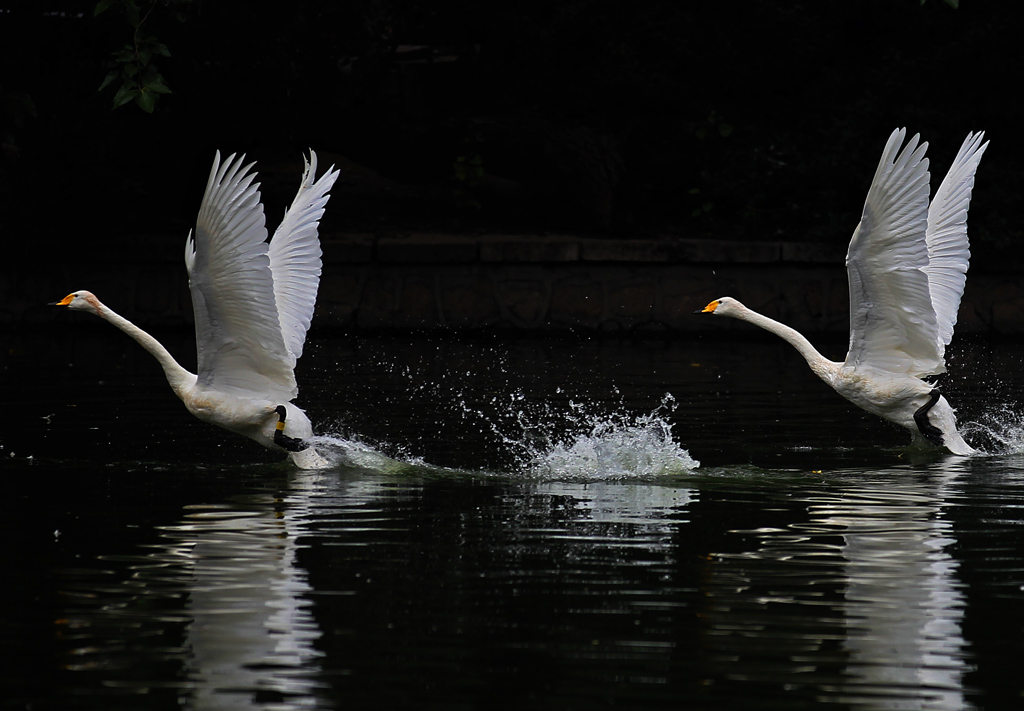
[1,0,1019,255]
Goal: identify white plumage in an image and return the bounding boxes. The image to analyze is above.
[56,151,340,468]
[701,129,987,455]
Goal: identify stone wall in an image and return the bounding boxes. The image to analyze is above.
[9,233,1024,335]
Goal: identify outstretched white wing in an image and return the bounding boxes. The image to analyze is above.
[844,128,942,377]
[924,131,988,358]
[185,152,296,399]
[268,151,340,362]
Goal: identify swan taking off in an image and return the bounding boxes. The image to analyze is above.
[54,151,340,468]
[699,129,987,455]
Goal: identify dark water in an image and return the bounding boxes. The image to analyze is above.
[3,330,1024,710]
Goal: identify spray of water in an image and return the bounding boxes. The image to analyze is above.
[520,393,700,479]
[313,342,699,479]
[306,432,419,473]
[962,405,1024,455]
[431,370,700,478]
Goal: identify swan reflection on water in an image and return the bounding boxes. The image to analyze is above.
[108,459,972,709]
[162,472,329,707]
[830,464,969,711]
[20,360,1020,710]
[702,459,973,710]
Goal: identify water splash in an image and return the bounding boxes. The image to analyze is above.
[313,392,699,479]
[434,369,700,478]
[522,395,700,480]
[314,341,699,478]
[962,405,1024,455]
[307,432,422,474]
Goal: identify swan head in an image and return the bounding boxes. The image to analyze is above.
[52,290,102,314]
[695,296,745,317]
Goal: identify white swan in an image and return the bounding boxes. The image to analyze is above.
[54,150,340,468]
[699,129,987,455]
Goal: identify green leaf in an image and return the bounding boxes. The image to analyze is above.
[98,69,119,92]
[125,1,142,29]
[141,64,171,91]
[135,90,157,113]
[144,73,172,94]
[97,0,174,114]
[112,84,136,108]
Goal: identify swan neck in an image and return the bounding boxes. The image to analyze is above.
[95,301,195,395]
[736,306,835,378]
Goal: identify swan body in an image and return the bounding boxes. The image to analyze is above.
[700,129,987,455]
[56,151,340,468]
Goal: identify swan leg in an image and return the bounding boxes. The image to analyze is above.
[274,405,308,452]
[913,389,945,447]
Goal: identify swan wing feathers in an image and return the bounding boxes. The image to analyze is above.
[845,128,942,377]
[924,131,988,354]
[268,150,340,361]
[186,151,297,399]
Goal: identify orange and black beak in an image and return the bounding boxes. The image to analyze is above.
[693,300,720,315]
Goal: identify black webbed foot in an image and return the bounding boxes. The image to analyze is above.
[914,389,945,447]
[274,405,308,452]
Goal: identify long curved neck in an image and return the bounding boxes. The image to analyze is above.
[93,301,197,398]
[733,305,839,381]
